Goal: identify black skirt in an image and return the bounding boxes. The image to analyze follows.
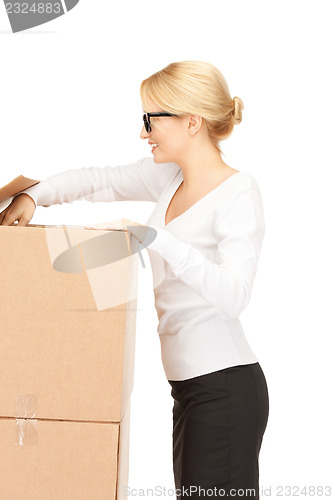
[168,362,269,499]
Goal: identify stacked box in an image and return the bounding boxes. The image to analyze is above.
[0,187,139,500]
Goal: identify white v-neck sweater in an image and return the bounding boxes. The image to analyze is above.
[16,157,266,381]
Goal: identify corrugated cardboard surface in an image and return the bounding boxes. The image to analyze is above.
[0,225,138,422]
[0,404,131,500]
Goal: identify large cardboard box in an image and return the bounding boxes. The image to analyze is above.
[0,224,138,423]
[0,178,140,499]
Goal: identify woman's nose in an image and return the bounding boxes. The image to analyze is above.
[140,125,150,140]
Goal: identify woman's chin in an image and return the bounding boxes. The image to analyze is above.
[152,152,163,163]
[152,151,174,164]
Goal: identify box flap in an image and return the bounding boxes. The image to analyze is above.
[0,175,40,203]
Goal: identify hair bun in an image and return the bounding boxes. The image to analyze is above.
[232,96,244,125]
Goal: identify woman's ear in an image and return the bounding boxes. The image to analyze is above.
[187,114,203,136]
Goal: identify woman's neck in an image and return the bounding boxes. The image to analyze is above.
[175,145,234,193]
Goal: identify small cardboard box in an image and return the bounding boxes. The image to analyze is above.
[0,177,140,498]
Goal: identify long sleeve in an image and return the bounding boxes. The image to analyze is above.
[13,157,180,208]
[135,183,265,320]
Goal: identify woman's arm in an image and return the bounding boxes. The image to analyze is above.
[138,182,265,321]
[12,157,180,208]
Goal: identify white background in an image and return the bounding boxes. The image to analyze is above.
[1,1,332,498]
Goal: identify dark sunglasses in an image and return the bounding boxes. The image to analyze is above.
[142,112,178,133]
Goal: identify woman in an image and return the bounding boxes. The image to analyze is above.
[0,61,269,499]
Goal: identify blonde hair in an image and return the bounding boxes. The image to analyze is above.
[140,61,244,153]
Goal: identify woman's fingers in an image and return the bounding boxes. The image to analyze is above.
[0,194,36,227]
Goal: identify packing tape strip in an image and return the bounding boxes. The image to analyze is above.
[15,419,38,446]
[15,394,37,418]
[14,394,38,446]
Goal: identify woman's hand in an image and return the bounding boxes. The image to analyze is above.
[0,193,36,226]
